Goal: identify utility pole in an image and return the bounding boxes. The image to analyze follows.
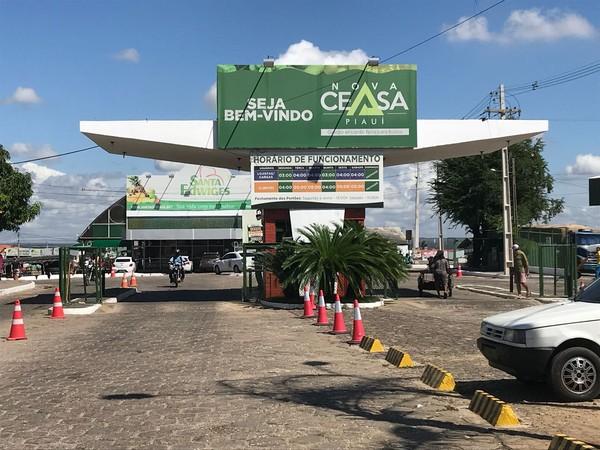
[436,162,444,251]
[413,163,420,257]
[484,84,517,276]
[499,84,514,276]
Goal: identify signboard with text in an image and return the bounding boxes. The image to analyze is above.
[251,153,383,207]
[217,64,417,149]
[126,166,251,214]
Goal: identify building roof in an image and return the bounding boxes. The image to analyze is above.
[81,119,548,171]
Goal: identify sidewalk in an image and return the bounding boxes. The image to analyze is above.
[455,272,566,303]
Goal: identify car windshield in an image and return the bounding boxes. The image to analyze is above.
[115,258,130,262]
[575,278,600,303]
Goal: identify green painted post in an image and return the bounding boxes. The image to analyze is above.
[241,244,247,302]
[538,246,544,297]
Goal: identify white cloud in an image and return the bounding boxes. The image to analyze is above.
[20,162,64,183]
[114,48,140,63]
[154,160,187,172]
[446,8,597,43]
[446,16,493,42]
[2,87,42,104]
[566,154,600,175]
[275,40,368,65]
[366,163,451,237]
[204,82,217,112]
[0,166,127,243]
[9,143,56,161]
[202,40,369,112]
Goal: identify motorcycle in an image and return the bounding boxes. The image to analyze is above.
[170,264,184,287]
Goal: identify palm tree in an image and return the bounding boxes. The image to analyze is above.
[264,222,407,300]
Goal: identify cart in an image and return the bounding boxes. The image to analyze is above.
[417,269,453,297]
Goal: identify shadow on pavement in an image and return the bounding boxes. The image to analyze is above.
[121,288,242,302]
[101,393,156,400]
[218,372,553,449]
[456,379,600,410]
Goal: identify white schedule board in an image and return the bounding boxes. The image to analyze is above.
[251,153,384,207]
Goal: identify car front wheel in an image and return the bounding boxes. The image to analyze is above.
[550,347,600,401]
[214,265,221,275]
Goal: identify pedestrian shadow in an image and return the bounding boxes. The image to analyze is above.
[217,373,553,449]
[456,378,600,410]
[119,288,242,302]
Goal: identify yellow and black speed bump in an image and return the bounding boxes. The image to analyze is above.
[468,390,520,427]
[420,364,455,391]
[359,336,385,353]
[548,434,595,450]
[385,347,414,368]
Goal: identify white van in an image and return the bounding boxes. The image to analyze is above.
[478,278,600,401]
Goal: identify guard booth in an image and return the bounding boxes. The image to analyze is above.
[58,243,112,304]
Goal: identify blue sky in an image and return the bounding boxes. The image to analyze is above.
[1,0,599,242]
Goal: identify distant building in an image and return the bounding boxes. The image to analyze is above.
[79,166,260,272]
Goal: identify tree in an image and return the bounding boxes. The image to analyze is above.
[0,145,41,231]
[429,139,563,267]
[262,222,407,300]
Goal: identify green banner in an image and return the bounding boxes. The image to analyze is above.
[217,64,417,149]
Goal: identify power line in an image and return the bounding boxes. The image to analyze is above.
[381,0,506,63]
[284,0,507,106]
[10,145,99,165]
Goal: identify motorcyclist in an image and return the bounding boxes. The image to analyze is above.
[169,249,185,282]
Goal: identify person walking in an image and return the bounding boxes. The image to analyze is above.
[513,244,530,298]
[431,250,451,299]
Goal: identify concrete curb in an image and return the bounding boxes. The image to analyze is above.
[47,288,139,315]
[456,285,565,304]
[259,299,303,310]
[103,288,140,304]
[259,299,385,310]
[326,300,385,309]
[0,281,36,296]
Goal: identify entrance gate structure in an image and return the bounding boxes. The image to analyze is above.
[81,63,548,299]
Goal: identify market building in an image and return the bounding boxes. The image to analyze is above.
[79,165,260,272]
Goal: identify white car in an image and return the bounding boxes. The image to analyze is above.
[214,252,243,274]
[181,256,193,273]
[112,256,137,274]
[478,278,600,401]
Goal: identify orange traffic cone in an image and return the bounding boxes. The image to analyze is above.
[456,264,463,279]
[7,299,27,340]
[110,267,116,278]
[329,294,348,334]
[120,274,129,288]
[310,290,316,309]
[51,288,65,319]
[302,287,315,318]
[314,290,329,326]
[129,273,138,288]
[348,299,365,344]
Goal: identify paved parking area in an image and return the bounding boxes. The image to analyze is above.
[0,273,597,449]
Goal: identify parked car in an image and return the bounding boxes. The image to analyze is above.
[112,256,137,274]
[478,278,600,401]
[181,256,193,273]
[214,252,244,274]
[199,252,220,272]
